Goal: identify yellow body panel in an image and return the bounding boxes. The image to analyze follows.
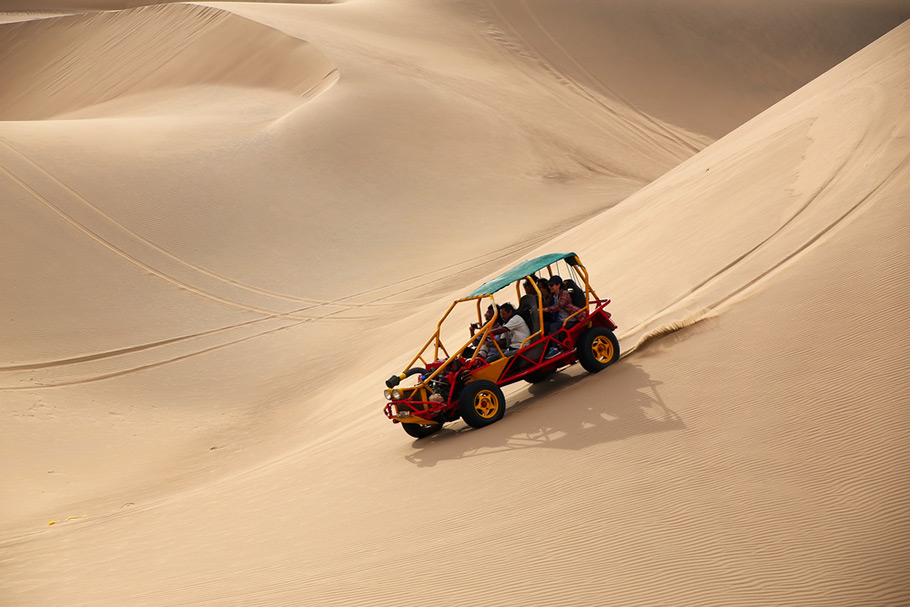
[468,357,509,383]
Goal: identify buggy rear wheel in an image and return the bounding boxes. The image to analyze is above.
[458,380,506,428]
[576,327,620,373]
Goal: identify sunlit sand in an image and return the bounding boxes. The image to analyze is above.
[1,2,908,605]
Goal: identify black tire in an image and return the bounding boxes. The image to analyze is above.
[458,380,506,429]
[523,369,554,384]
[576,327,620,373]
[398,367,437,438]
[401,421,443,439]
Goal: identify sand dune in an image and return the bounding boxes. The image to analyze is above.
[0,3,337,120]
[1,1,908,606]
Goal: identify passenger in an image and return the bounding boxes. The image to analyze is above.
[517,278,540,335]
[537,276,554,326]
[543,275,587,335]
[484,302,531,362]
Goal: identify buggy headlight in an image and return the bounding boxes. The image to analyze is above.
[391,389,402,400]
[384,389,392,400]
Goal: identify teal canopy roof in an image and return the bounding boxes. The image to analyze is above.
[463,252,578,299]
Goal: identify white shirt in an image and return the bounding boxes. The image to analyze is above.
[503,314,531,350]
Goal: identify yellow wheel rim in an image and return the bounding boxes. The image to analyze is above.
[592,335,614,363]
[474,389,500,419]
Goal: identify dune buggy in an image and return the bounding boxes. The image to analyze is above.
[382,252,620,439]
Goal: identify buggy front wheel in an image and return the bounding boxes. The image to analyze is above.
[458,380,506,428]
[401,421,443,439]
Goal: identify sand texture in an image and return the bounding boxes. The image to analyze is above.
[1,1,909,605]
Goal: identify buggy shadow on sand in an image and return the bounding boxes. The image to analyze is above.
[383,252,620,439]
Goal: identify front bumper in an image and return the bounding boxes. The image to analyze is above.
[383,400,445,425]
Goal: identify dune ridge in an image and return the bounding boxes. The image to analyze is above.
[0,3,337,120]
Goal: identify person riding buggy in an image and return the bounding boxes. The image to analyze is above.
[382,252,620,439]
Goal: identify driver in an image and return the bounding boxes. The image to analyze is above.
[484,302,530,362]
[468,304,501,359]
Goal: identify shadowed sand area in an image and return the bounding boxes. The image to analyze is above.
[1,1,908,605]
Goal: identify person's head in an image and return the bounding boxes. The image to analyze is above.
[484,304,499,322]
[523,278,536,295]
[537,277,549,292]
[548,275,563,293]
[499,302,516,319]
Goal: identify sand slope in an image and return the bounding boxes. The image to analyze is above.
[1,2,908,606]
[486,0,910,137]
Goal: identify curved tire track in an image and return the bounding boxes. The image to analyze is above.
[482,0,702,158]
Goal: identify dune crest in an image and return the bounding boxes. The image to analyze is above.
[0,3,337,120]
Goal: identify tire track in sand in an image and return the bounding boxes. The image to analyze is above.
[482,0,703,159]
[621,110,909,355]
[513,0,703,154]
[0,139,395,312]
[1,138,556,311]
[0,147,557,387]
[0,156,317,319]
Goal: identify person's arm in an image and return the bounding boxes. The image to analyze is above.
[543,294,559,313]
[545,291,565,313]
